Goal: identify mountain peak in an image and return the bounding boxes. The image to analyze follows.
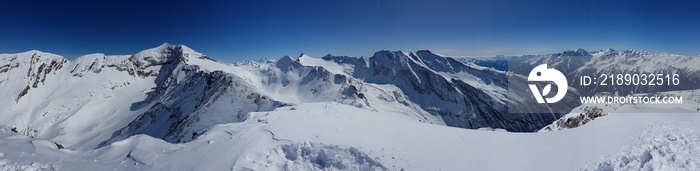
[415,50,442,57]
[279,55,300,64]
[149,43,197,54]
[128,43,198,68]
[10,50,64,60]
[136,43,203,58]
[372,50,405,59]
[595,48,649,58]
[276,55,302,71]
[26,49,43,54]
[554,48,590,57]
[153,42,184,52]
[299,53,311,58]
[142,43,178,53]
[158,42,174,48]
[20,50,50,55]
[416,50,432,54]
[374,50,392,54]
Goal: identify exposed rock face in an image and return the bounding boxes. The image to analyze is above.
[541,106,606,131]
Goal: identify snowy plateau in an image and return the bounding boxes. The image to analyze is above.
[0,43,699,170]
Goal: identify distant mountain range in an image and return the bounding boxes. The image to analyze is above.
[459,48,700,96]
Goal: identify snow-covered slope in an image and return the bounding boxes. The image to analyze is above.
[2,101,699,170]
[0,48,159,150]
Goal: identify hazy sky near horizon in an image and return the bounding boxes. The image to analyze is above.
[1,0,699,62]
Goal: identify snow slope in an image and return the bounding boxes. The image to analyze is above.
[1,101,699,170]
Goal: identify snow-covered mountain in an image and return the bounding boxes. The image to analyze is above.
[0,44,563,150]
[466,48,700,96]
[318,50,565,131]
[1,45,699,170]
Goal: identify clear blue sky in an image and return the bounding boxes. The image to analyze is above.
[1,0,699,62]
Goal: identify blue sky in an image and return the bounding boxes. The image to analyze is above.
[1,0,699,62]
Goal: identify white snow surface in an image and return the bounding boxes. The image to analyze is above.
[298,54,353,76]
[1,101,699,170]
